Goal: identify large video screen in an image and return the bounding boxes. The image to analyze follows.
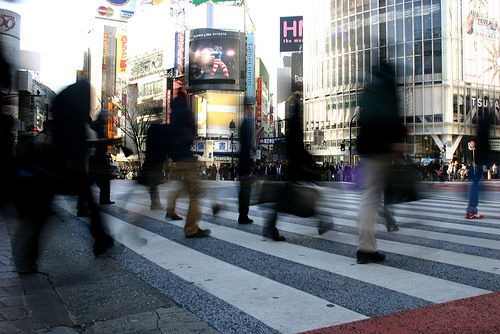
[188,28,245,91]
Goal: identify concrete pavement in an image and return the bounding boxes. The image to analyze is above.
[1,203,218,334]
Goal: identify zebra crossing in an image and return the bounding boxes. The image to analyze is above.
[55,181,500,334]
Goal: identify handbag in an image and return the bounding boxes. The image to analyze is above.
[384,164,419,205]
[279,182,320,217]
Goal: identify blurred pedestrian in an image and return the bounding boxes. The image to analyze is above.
[0,44,15,204]
[237,107,254,225]
[356,62,406,264]
[166,87,210,238]
[263,93,327,241]
[141,123,170,210]
[465,97,492,219]
[90,111,117,205]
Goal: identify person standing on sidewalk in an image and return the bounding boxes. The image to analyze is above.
[356,62,406,264]
[165,86,210,238]
[465,97,492,219]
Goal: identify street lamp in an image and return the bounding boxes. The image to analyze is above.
[229,119,236,170]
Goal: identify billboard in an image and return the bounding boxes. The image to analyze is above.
[462,0,500,86]
[187,28,245,91]
[291,52,303,92]
[174,31,186,77]
[96,0,136,22]
[116,34,128,74]
[245,33,256,105]
[280,16,303,52]
[193,92,241,138]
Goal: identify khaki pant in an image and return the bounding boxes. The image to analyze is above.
[357,156,391,252]
[167,161,201,236]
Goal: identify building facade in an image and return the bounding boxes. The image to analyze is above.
[304,0,500,165]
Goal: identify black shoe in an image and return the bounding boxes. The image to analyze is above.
[238,217,253,224]
[318,221,333,235]
[93,235,114,257]
[263,227,285,241]
[186,229,211,238]
[356,251,386,264]
[100,201,115,205]
[212,204,222,215]
[386,224,399,232]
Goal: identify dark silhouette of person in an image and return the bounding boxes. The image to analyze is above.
[465,97,492,219]
[0,46,15,205]
[142,123,171,210]
[356,61,406,264]
[90,111,115,205]
[237,107,254,224]
[12,81,115,273]
[166,87,210,238]
[263,94,328,241]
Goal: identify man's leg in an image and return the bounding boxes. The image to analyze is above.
[180,162,204,236]
[466,164,483,218]
[358,158,386,253]
[238,178,253,224]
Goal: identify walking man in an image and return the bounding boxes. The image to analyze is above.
[166,86,210,238]
[356,62,406,264]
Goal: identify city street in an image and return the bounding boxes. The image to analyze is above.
[2,179,500,333]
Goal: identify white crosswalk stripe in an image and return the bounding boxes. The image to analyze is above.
[55,182,500,334]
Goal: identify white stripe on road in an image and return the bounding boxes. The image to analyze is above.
[117,199,491,304]
[107,215,368,333]
[190,199,500,275]
[56,199,367,334]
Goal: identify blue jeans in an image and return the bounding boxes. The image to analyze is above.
[466,164,482,215]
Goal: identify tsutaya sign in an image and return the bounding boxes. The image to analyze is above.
[456,95,500,120]
[469,97,500,109]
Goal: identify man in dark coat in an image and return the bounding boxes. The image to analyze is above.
[166,87,210,238]
[237,107,254,224]
[142,123,170,209]
[356,62,406,264]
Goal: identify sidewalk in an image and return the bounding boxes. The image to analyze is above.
[0,213,33,333]
[0,206,219,334]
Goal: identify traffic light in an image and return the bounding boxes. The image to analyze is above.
[340,141,346,151]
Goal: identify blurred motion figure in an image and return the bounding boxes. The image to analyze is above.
[356,62,406,264]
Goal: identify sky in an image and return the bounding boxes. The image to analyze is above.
[0,0,305,93]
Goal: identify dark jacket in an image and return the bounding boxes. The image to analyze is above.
[238,116,252,176]
[286,95,317,181]
[169,92,196,162]
[357,63,406,156]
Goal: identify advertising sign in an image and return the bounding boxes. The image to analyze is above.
[280,16,303,52]
[116,34,128,74]
[256,77,262,129]
[187,28,245,91]
[291,52,303,92]
[192,92,240,137]
[0,10,20,38]
[96,0,136,22]
[462,0,500,86]
[245,33,256,105]
[174,31,186,77]
[129,51,164,81]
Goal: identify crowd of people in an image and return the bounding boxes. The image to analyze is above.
[1,51,496,275]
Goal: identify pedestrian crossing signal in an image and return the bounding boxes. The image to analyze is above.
[340,142,346,151]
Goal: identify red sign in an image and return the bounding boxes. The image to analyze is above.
[256,78,262,129]
[102,32,109,70]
